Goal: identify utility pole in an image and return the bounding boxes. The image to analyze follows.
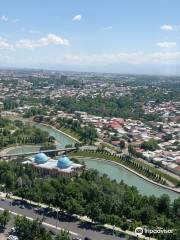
[56,208,59,228]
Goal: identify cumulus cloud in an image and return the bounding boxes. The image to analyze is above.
[157,41,177,48]
[16,39,37,49]
[160,24,174,31]
[16,33,70,49]
[72,14,82,22]
[0,15,8,22]
[38,33,69,46]
[0,37,13,50]
[160,24,180,31]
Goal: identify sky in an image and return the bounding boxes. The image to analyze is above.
[0,0,180,75]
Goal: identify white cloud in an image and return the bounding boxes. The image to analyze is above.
[160,24,180,31]
[16,34,70,49]
[160,24,174,31]
[157,41,177,48]
[72,14,82,22]
[38,33,69,46]
[0,15,8,22]
[0,37,13,50]
[16,39,38,49]
[103,26,113,30]
[62,51,180,65]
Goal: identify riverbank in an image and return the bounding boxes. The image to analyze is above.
[80,156,180,194]
[9,117,81,144]
[75,156,180,195]
[36,123,81,143]
[74,150,180,185]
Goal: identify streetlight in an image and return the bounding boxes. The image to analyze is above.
[112,225,115,236]
[56,208,59,228]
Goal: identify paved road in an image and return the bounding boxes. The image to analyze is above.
[0,198,125,240]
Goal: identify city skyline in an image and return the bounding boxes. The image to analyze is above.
[0,0,180,74]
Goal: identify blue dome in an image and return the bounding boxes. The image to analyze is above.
[35,153,48,164]
[57,155,72,169]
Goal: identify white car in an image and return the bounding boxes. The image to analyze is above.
[11,227,16,233]
[8,235,19,240]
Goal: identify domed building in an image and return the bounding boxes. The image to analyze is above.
[34,152,48,164]
[25,152,84,177]
[57,155,72,169]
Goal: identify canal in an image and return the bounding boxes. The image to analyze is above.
[6,123,180,200]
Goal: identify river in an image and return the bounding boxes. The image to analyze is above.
[6,123,180,200]
[82,158,179,200]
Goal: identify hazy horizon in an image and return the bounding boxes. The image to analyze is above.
[0,0,180,75]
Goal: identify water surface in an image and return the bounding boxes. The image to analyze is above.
[82,158,179,201]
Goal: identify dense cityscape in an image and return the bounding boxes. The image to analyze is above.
[0,69,179,240]
[1,0,180,239]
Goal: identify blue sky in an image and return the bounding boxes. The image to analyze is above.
[0,0,180,74]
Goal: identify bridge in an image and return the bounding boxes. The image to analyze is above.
[0,147,76,160]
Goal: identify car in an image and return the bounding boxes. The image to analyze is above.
[84,238,92,240]
[34,207,40,211]
[10,227,16,233]
[72,237,82,240]
[12,200,21,206]
[20,205,25,209]
[7,235,19,240]
[1,198,5,201]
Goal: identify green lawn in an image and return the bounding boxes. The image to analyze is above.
[59,127,80,140]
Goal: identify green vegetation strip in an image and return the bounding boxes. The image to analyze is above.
[70,150,180,187]
[59,127,80,140]
[133,159,180,187]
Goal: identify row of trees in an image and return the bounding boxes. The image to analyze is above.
[15,216,70,240]
[0,160,179,239]
[57,117,97,144]
[55,95,162,122]
[24,107,48,118]
[0,211,71,240]
[73,149,167,185]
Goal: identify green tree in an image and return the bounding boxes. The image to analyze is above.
[55,230,70,240]
[0,210,10,228]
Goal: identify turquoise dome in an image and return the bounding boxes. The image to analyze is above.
[35,153,48,164]
[57,155,72,169]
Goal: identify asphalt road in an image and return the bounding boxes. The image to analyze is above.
[0,198,125,240]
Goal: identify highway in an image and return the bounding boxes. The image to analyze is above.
[0,197,124,240]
